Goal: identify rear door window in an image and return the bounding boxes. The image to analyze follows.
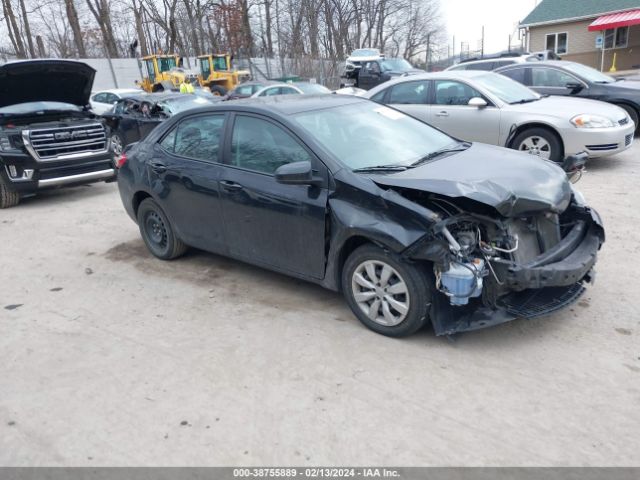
[160,114,225,162]
[388,81,429,104]
[531,67,578,87]
[499,67,527,84]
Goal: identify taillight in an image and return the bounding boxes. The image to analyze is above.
[115,153,127,169]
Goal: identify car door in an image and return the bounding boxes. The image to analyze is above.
[428,79,501,144]
[384,80,431,122]
[218,113,328,279]
[528,66,586,97]
[136,101,162,141]
[147,113,228,252]
[358,61,381,90]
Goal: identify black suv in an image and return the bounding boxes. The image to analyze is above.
[0,60,115,208]
[344,58,423,90]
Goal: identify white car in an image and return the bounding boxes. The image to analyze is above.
[90,88,143,115]
[365,71,635,161]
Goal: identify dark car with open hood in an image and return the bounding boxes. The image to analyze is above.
[116,95,604,338]
[0,60,114,208]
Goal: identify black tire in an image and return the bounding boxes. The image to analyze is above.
[209,85,227,96]
[617,104,639,131]
[341,244,431,337]
[137,198,187,260]
[0,177,20,208]
[512,127,563,162]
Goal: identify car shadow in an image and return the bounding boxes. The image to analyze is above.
[104,238,571,348]
[18,182,117,208]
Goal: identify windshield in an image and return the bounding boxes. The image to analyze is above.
[293,101,457,170]
[474,73,540,104]
[294,83,331,94]
[563,62,615,83]
[157,57,178,72]
[160,96,212,114]
[381,58,413,72]
[213,56,228,71]
[0,101,82,115]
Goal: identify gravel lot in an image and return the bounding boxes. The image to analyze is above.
[1,141,639,466]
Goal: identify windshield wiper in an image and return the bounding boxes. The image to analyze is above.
[510,98,539,104]
[411,143,470,166]
[352,164,409,173]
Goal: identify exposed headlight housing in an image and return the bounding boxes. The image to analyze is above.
[571,114,616,128]
[0,135,12,151]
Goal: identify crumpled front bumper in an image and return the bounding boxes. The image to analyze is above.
[430,207,604,336]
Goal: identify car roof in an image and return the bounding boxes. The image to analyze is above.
[497,60,569,69]
[118,92,185,102]
[94,88,142,95]
[217,93,367,115]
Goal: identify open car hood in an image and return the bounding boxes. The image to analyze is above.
[372,143,572,217]
[0,60,95,108]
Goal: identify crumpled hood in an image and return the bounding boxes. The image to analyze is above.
[509,95,627,119]
[372,143,572,217]
[0,60,95,108]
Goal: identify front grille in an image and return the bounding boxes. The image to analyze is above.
[619,117,629,126]
[585,143,618,151]
[625,133,633,146]
[38,159,114,181]
[27,124,107,161]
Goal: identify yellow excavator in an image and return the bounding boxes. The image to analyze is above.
[196,53,251,95]
[137,54,196,93]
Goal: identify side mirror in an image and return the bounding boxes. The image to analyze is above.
[566,82,584,93]
[275,161,322,186]
[468,97,487,108]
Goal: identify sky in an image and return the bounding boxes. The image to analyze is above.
[441,0,541,56]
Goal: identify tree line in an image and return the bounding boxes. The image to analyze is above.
[0,0,443,66]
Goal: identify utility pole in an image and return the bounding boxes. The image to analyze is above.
[481,25,485,57]
[425,32,431,71]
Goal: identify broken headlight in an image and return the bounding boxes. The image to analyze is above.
[0,135,12,151]
[571,114,616,129]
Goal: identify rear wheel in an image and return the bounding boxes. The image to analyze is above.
[209,85,227,96]
[137,198,187,260]
[512,127,563,162]
[342,244,431,337]
[0,177,20,208]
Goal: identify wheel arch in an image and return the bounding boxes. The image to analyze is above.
[132,190,153,217]
[334,235,391,291]
[507,122,565,158]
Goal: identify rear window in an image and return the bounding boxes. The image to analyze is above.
[466,62,495,71]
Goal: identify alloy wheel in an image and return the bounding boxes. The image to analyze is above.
[351,260,410,326]
[518,136,551,159]
[111,134,123,156]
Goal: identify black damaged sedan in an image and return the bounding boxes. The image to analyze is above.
[116,95,604,337]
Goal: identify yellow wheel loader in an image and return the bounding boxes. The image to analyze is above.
[137,54,196,93]
[196,54,251,96]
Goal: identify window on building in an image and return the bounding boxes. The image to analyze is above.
[604,26,629,49]
[545,32,568,55]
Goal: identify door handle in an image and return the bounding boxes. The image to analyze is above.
[149,161,167,173]
[435,111,449,117]
[220,180,244,192]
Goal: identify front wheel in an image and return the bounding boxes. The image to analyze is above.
[0,176,20,208]
[137,198,188,260]
[512,127,563,162]
[342,244,431,337]
[111,133,123,156]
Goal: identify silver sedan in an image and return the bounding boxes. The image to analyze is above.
[365,71,635,161]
